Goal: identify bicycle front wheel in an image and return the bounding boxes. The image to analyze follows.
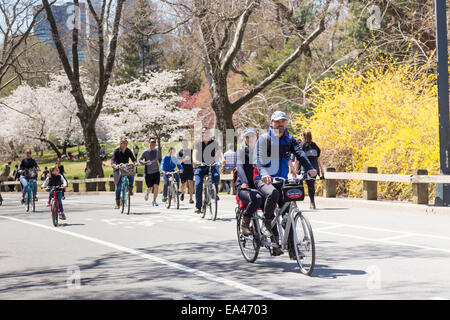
[51,203,58,227]
[174,183,180,210]
[25,192,30,213]
[293,212,315,276]
[201,179,208,219]
[126,188,131,215]
[165,186,172,209]
[209,185,217,221]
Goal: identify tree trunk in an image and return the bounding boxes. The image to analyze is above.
[83,124,104,191]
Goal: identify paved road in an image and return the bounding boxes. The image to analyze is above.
[1,192,450,300]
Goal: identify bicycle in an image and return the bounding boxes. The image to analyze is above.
[236,172,318,276]
[21,168,39,213]
[198,162,220,221]
[117,163,136,215]
[47,186,65,227]
[164,170,181,210]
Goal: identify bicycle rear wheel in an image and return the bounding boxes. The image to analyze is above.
[293,212,315,275]
[236,208,260,263]
[51,202,58,227]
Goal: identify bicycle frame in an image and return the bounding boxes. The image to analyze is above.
[50,188,62,213]
[121,176,129,202]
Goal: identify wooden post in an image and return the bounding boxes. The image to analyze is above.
[73,177,79,193]
[323,167,336,198]
[97,175,106,192]
[413,169,428,204]
[363,167,378,200]
[136,174,143,193]
[109,174,115,192]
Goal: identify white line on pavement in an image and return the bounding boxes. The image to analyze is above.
[0,215,289,300]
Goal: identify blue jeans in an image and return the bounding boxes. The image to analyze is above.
[163,173,180,198]
[115,176,135,201]
[194,166,220,210]
[50,190,64,212]
[20,177,37,199]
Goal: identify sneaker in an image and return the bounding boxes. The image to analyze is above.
[162,197,167,202]
[180,194,184,201]
[152,200,158,207]
[195,208,202,214]
[261,219,273,237]
[59,212,66,220]
[144,192,149,201]
[21,198,25,205]
[310,202,316,210]
[216,195,220,200]
[272,247,284,256]
[62,196,66,200]
[189,199,194,204]
[46,201,51,207]
[34,197,38,202]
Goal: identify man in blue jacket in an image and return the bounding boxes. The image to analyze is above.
[256,111,317,248]
[161,147,184,203]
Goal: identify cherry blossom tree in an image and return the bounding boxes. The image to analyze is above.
[101,70,199,150]
[0,73,89,158]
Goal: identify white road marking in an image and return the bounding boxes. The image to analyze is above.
[0,215,289,300]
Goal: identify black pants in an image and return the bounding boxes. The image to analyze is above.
[237,188,264,218]
[255,180,286,237]
[305,179,315,203]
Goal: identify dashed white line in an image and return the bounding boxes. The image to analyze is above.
[0,214,289,300]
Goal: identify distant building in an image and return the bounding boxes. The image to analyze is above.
[34,1,101,62]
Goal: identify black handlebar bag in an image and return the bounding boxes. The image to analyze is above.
[282,184,305,202]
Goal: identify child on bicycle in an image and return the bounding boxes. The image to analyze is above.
[42,165,67,220]
[161,147,184,202]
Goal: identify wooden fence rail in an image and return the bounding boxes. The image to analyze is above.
[2,168,447,205]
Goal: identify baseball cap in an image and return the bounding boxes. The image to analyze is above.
[243,128,257,137]
[271,111,287,121]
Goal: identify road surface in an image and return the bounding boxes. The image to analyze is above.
[1,192,450,300]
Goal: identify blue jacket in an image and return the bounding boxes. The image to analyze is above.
[256,126,313,179]
[161,155,183,173]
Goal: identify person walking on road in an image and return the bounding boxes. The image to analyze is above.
[178,139,194,204]
[294,130,325,210]
[111,139,137,209]
[139,139,162,206]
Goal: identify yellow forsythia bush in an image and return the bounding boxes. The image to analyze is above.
[294,55,439,200]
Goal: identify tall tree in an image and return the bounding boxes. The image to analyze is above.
[117,0,162,83]
[0,0,45,93]
[41,0,126,190]
[184,0,331,136]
